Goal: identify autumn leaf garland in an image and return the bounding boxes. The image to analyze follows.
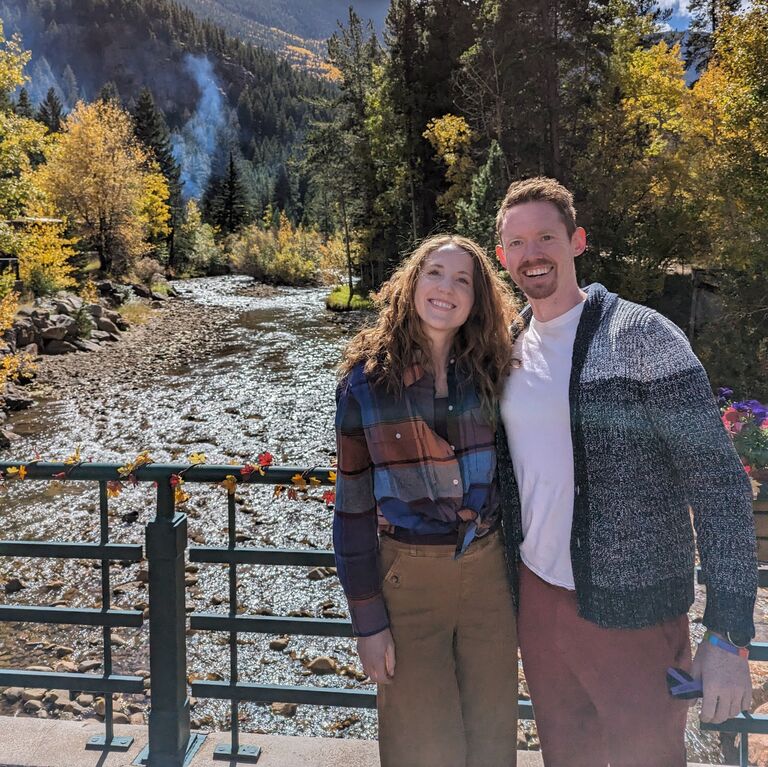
[0,448,337,508]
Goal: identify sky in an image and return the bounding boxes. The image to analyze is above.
[658,0,692,30]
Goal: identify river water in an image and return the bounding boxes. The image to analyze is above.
[0,276,728,759]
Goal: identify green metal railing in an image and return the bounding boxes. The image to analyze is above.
[0,459,763,766]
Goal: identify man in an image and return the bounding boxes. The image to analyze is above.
[494,176,757,766]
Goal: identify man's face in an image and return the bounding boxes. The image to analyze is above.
[496,200,586,302]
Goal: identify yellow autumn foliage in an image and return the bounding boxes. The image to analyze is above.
[229,212,319,286]
[16,221,77,296]
[424,114,476,218]
[0,290,17,333]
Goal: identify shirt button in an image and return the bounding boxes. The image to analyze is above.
[449,357,455,364]
[453,479,459,485]
[448,405,454,411]
[395,433,401,439]
[450,444,455,450]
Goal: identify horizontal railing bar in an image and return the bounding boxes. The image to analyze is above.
[191,680,377,708]
[190,613,352,637]
[0,541,143,561]
[191,681,536,719]
[0,461,334,485]
[189,546,337,568]
[696,566,768,588]
[749,642,768,661]
[0,669,144,694]
[700,713,768,734]
[0,605,143,627]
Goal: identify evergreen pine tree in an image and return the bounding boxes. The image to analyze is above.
[456,141,508,252]
[99,81,121,105]
[15,88,33,118]
[36,87,65,132]
[62,65,79,108]
[203,151,250,234]
[133,87,184,264]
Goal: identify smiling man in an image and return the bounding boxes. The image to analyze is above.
[494,177,757,766]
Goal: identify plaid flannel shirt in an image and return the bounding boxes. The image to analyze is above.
[333,360,500,636]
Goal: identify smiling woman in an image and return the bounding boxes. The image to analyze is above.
[333,234,520,767]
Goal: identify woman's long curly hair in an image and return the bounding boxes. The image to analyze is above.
[339,234,519,419]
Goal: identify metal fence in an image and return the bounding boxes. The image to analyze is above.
[0,459,763,766]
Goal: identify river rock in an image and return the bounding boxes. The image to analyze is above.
[271,702,297,717]
[76,693,94,707]
[25,666,52,673]
[43,690,69,705]
[112,712,130,724]
[4,577,27,593]
[3,687,22,703]
[21,689,47,702]
[54,646,74,658]
[24,699,43,713]
[54,662,77,674]
[78,660,101,673]
[13,318,36,347]
[129,712,144,725]
[2,385,33,411]
[269,636,290,651]
[61,700,86,716]
[306,656,337,675]
[307,567,336,581]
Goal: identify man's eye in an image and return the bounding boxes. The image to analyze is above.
[509,240,523,248]
[541,235,553,241]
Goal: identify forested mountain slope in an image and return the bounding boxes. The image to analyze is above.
[0,0,332,199]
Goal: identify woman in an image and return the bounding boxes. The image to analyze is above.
[333,234,519,767]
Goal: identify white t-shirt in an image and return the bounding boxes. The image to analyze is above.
[500,299,585,589]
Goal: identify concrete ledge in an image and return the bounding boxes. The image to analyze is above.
[0,718,714,766]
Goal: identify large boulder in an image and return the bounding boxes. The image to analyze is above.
[95,316,120,335]
[14,318,36,347]
[53,294,83,316]
[43,339,78,355]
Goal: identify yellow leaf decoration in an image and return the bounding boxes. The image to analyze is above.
[309,477,322,487]
[291,474,307,490]
[328,471,337,483]
[64,445,82,465]
[106,480,124,498]
[18,465,27,480]
[118,450,154,478]
[5,466,18,476]
[188,453,207,465]
[174,485,190,505]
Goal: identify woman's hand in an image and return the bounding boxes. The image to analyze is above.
[357,628,396,684]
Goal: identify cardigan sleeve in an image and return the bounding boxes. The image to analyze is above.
[333,375,390,637]
[638,312,757,638]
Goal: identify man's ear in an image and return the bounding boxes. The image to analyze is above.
[495,244,507,269]
[572,227,587,257]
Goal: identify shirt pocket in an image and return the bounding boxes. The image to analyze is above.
[366,420,441,502]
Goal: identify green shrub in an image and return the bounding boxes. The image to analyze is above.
[326,285,375,311]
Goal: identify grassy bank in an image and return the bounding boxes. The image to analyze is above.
[325,285,375,311]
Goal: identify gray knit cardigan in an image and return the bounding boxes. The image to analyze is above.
[497,283,757,636]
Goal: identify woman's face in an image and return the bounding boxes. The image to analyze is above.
[413,244,475,342]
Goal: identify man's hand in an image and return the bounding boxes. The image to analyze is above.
[691,635,752,723]
[357,628,396,684]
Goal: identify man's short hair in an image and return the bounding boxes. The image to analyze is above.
[496,177,577,241]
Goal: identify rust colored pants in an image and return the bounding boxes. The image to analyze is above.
[518,564,691,767]
[376,530,519,767]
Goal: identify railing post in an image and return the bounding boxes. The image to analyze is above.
[146,479,191,767]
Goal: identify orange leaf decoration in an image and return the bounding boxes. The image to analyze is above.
[220,475,238,495]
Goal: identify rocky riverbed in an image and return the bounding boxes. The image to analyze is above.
[0,275,766,762]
